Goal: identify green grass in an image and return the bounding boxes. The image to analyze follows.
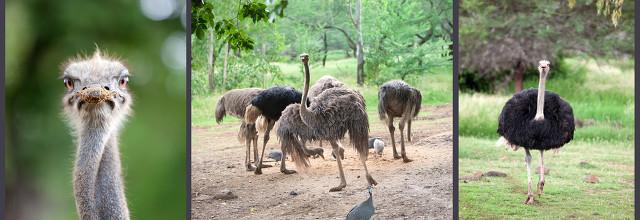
[192,58,452,126]
[459,58,634,219]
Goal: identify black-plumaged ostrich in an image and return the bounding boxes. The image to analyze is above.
[282,54,377,192]
[497,60,575,204]
[215,88,264,171]
[378,80,422,162]
[244,86,306,175]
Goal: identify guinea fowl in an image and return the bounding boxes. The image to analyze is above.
[346,186,375,220]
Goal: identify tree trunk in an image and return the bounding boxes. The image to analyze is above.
[353,0,365,86]
[514,62,525,93]
[322,31,328,67]
[207,30,216,92]
[222,42,230,90]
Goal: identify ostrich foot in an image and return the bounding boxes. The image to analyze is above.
[524,194,535,205]
[366,174,378,186]
[254,168,263,175]
[329,184,346,192]
[393,154,402,159]
[281,169,297,174]
[537,181,545,194]
[402,156,413,163]
[246,164,256,171]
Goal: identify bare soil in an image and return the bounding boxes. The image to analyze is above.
[191,105,453,220]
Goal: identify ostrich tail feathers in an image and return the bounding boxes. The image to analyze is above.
[496,136,520,151]
[215,96,226,124]
[238,122,247,143]
[281,133,310,170]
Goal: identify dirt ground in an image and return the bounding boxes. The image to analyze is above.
[191,104,453,219]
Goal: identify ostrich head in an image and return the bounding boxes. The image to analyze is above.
[62,50,132,130]
[538,60,550,76]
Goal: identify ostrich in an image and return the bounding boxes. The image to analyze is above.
[244,86,306,175]
[62,50,131,219]
[307,75,344,149]
[215,88,265,171]
[282,54,377,192]
[497,60,575,204]
[378,80,422,162]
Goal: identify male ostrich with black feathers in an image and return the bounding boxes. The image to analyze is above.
[215,88,264,171]
[378,80,422,162]
[282,54,377,192]
[245,86,305,175]
[497,60,575,204]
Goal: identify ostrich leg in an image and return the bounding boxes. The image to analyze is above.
[359,152,378,187]
[255,120,275,175]
[253,130,259,163]
[245,124,256,171]
[399,112,412,163]
[407,118,412,142]
[387,116,401,159]
[329,140,347,192]
[280,140,297,174]
[524,148,534,204]
[537,150,545,194]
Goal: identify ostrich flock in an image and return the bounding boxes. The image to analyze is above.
[215,54,423,191]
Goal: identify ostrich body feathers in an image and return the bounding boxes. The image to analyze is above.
[498,88,575,150]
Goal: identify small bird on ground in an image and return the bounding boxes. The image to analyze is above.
[368,137,384,156]
[267,149,283,164]
[346,186,375,220]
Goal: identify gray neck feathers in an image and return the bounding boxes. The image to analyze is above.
[73,118,129,220]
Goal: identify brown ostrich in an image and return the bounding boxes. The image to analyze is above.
[215,88,265,171]
[378,80,422,162]
[282,54,377,192]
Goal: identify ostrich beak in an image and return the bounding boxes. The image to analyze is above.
[78,86,115,104]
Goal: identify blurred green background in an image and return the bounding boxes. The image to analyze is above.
[458,0,634,219]
[5,0,186,219]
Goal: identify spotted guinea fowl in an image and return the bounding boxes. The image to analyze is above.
[346,186,375,220]
[267,149,283,163]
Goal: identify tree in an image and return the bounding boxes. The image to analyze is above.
[460,0,634,93]
[191,0,287,92]
[350,0,365,86]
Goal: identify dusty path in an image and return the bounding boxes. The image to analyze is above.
[191,105,453,219]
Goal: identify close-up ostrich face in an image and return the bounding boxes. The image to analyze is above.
[61,51,132,125]
[538,60,551,75]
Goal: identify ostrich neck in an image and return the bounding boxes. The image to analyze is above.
[534,73,547,121]
[299,61,314,125]
[73,119,129,220]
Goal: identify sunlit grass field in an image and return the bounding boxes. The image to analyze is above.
[459,58,634,219]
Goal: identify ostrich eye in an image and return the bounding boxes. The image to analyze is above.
[63,78,74,91]
[119,76,129,89]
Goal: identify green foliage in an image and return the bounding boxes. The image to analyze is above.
[191,54,284,96]
[191,0,287,50]
[193,58,451,126]
[460,0,634,92]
